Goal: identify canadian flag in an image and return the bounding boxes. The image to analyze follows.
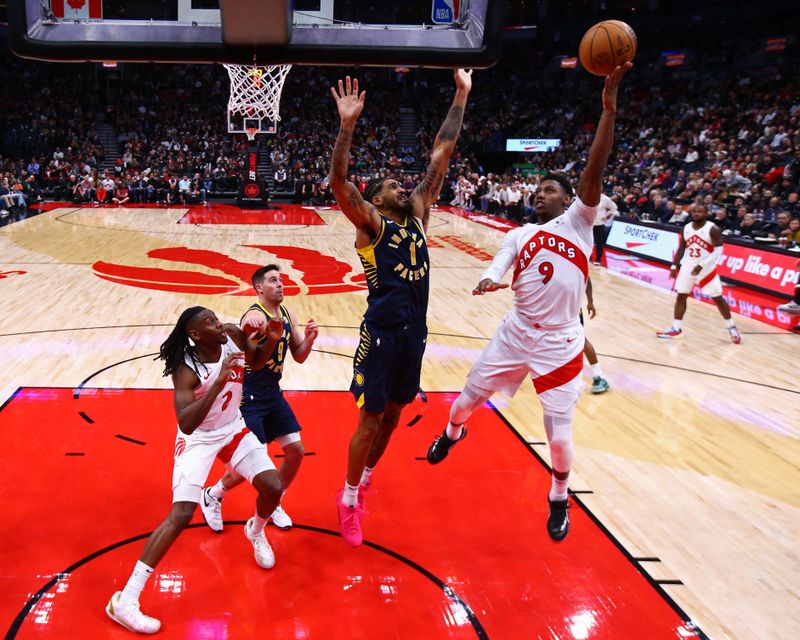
[51,0,103,20]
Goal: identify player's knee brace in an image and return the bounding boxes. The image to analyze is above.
[543,412,575,473]
[450,384,491,426]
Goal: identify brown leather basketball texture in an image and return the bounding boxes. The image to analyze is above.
[579,20,637,76]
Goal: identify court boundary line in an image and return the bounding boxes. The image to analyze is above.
[2,521,487,640]
[490,402,711,640]
[2,386,711,639]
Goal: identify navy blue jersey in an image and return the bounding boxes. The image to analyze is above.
[357,214,430,328]
[242,302,292,395]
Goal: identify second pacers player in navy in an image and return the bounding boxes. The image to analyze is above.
[328,70,472,546]
[201,264,318,532]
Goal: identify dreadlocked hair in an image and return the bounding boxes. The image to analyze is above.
[157,306,206,377]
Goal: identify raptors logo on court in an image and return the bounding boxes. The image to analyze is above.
[93,245,367,296]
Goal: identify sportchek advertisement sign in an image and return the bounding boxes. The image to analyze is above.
[607,219,799,296]
[607,220,679,262]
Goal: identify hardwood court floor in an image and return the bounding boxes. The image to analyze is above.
[1,388,699,639]
[1,202,798,639]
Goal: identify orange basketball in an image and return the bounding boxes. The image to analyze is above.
[579,20,637,76]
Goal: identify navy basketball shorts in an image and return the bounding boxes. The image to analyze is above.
[350,320,427,413]
[241,387,301,445]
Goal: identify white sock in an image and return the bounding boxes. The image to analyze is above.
[549,473,570,502]
[673,319,682,330]
[250,513,268,534]
[725,318,735,328]
[119,560,154,605]
[590,363,603,378]
[209,479,228,500]
[445,421,463,441]
[342,482,359,507]
[359,466,373,487]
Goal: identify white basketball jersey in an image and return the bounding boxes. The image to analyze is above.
[484,198,594,325]
[183,338,244,437]
[682,220,715,265]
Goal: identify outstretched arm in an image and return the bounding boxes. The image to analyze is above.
[576,63,632,218]
[412,69,473,230]
[328,77,381,241]
[473,228,519,295]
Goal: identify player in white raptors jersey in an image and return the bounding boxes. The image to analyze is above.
[656,204,741,343]
[107,306,283,635]
[426,62,632,542]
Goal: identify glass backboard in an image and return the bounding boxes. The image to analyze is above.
[8,0,503,68]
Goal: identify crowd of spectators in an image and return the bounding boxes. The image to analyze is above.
[1,36,799,248]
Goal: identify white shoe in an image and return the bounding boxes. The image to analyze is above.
[200,487,224,533]
[777,300,800,314]
[106,591,161,634]
[244,518,275,569]
[269,504,292,529]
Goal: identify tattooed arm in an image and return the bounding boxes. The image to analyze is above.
[328,76,381,244]
[412,69,473,231]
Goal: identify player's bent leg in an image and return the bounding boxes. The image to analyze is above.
[246,469,281,569]
[108,501,196,634]
[271,435,304,529]
[657,293,688,338]
[365,401,403,470]
[203,468,244,530]
[200,471,242,534]
[337,410,381,547]
[711,294,741,344]
[543,411,575,541]
[358,402,403,509]
[427,384,490,465]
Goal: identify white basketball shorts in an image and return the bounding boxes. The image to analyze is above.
[675,264,723,297]
[171,416,275,503]
[467,312,585,416]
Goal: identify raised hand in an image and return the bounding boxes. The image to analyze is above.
[330,76,366,124]
[304,318,319,343]
[218,352,244,383]
[602,62,633,114]
[242,315,266,340]
[454,68,473,93]
[472,278,509,296]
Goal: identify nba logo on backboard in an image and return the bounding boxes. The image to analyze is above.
[431,0,459,25]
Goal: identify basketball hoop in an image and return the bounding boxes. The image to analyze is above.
[224,63,292,139]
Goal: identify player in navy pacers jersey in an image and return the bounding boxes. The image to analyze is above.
[328,70,472,546]
[200,265,318,532]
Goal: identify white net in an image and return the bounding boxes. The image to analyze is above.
[223,63,292,129]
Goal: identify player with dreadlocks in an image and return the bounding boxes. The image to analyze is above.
[106,306,283,634]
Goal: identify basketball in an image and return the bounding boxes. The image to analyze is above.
[579,20,637,76]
